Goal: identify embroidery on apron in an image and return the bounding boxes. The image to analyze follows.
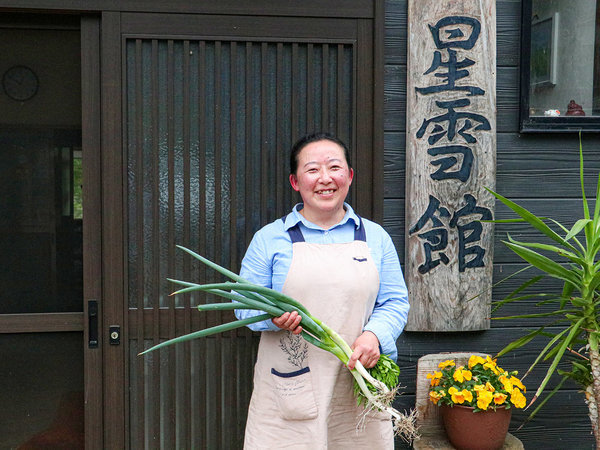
[279,331,309,368]
[270,330,317,421]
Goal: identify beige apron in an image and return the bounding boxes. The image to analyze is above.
[244,218,394,450]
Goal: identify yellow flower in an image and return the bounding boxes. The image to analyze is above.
[510,376,526,392]
[453,367,472,383]
[427,355,525,411]
[483,356,500,375]
[493,392,508,405]
[463,389,473,402]
[476,389,493,410]
[510,387,527,409]
[449,387,473,404]
[468,355,486,369]
[499,374,513,392]
[439,359,456,370]
[427,371,443,386]
[429,390,445,405]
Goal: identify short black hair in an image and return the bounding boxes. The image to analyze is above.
[289,132,351,175]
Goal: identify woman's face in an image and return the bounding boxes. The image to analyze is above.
[289,139,353,219]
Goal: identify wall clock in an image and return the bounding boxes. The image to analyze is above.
[2,65,39,101]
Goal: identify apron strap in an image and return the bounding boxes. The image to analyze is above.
[283,215,366,243]
[354,216,366,241]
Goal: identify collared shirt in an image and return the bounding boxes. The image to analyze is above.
[236,203,409,361]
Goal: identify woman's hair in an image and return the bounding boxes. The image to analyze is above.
[289,132,351,175]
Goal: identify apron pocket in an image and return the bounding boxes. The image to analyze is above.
[270,367,318,420]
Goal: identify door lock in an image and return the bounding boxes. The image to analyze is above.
[109,325,121,345]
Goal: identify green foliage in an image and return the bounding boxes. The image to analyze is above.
[559,359,593,389]
[354,354,400,407]
[490,134,599,414]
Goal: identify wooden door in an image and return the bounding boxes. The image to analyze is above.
[100,5,382,448]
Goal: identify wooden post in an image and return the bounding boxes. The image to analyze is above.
[405,0,496,331]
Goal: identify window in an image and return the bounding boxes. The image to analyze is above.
[520,0,600,131]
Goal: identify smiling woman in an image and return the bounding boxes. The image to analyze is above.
[288,134,354,229]
[234,132,410,449]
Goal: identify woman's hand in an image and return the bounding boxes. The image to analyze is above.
[347,331,380,369]
[272,310,303,335]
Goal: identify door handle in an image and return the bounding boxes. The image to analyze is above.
[88,300,98,348]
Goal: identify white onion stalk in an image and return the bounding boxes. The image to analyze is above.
[140,245,418,442]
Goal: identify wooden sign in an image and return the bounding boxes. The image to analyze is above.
[405,0,496,331]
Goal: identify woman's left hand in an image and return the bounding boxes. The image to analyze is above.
[347,331,380,370]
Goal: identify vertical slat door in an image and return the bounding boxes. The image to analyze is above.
[116,11,379,449]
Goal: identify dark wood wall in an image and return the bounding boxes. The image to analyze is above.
[384,1,599,448]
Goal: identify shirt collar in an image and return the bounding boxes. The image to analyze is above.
[283,203,360,231]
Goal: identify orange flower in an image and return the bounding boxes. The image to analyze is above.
[429,390,445,405]
[438,359,456,370]
[427,371,443,386]
[453,367,472,383]
[449,386,473,404]
[493,392,508,405]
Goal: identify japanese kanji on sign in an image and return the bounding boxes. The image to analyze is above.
[405,0,496,331]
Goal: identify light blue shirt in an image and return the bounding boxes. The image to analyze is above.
[236,203,410,361]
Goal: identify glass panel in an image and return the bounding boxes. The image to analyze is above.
[0,26,82,313]
[528,0,600,118]
[0,332,84,449]
[0,129,83,313]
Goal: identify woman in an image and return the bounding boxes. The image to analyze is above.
[236,132,409,449]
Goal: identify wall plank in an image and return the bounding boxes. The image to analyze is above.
[387,197,600,260]
[385,67,519,133]
[385,0,521,67]
[384,0,407,65]
[384,132,600,198]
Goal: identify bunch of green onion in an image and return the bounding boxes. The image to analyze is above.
[141,245,417,441]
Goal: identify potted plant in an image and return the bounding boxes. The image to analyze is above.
[426,354,526,450]
[488,136,600,446]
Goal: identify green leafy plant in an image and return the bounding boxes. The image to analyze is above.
[488,135,600,445]
[426,355,526,412]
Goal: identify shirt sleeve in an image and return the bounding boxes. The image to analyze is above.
[363,229,410,362]
[235,228,280,332]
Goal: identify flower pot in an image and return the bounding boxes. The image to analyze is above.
[440,404,511,450]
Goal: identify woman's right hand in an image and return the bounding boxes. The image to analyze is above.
[272,310,303,335]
